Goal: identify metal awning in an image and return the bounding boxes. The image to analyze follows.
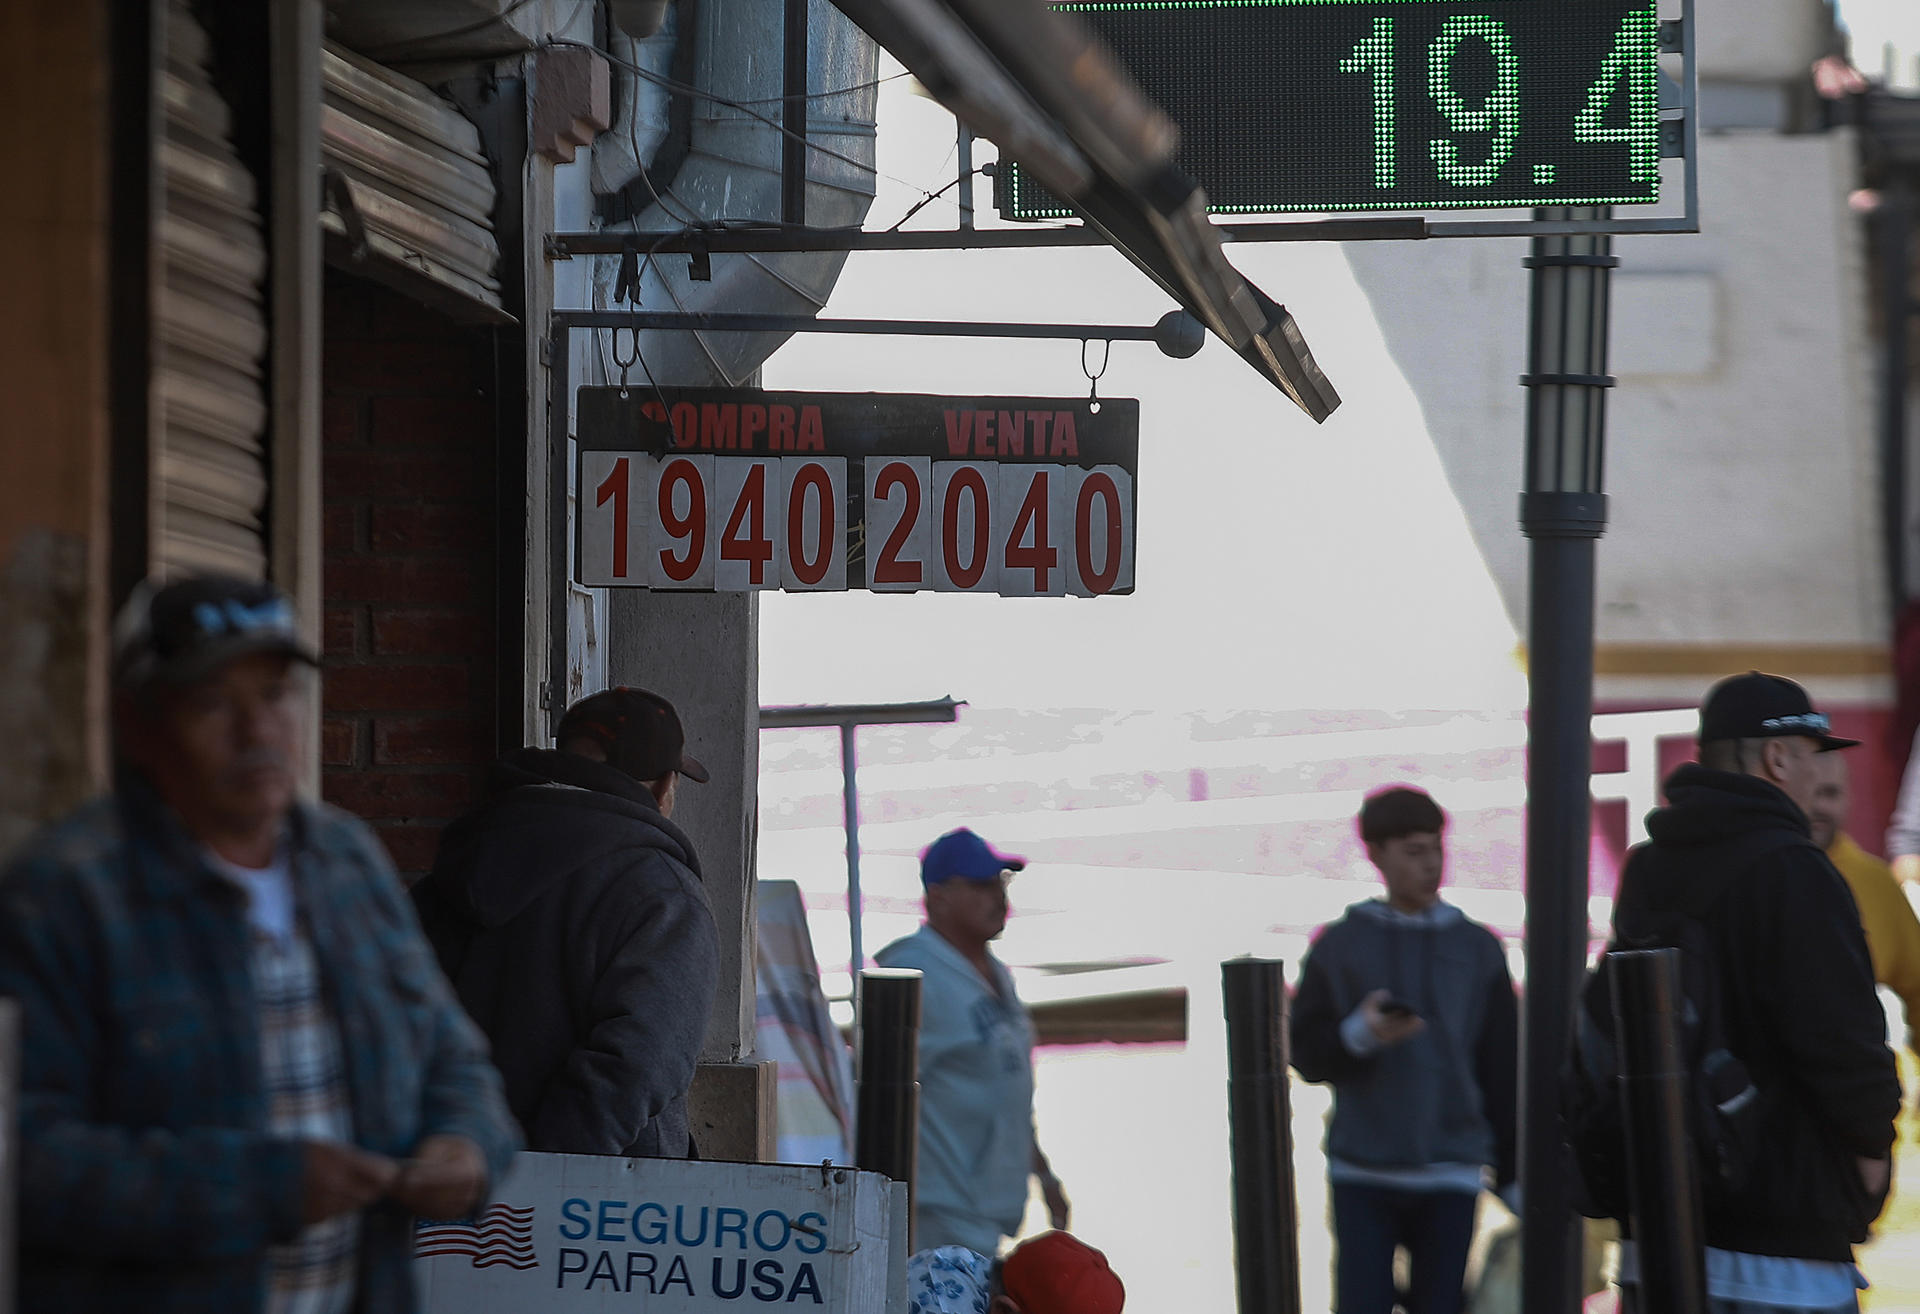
[826,0,1340,422]
[320,41,510,323]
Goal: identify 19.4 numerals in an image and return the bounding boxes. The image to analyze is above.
[1340,7,1659,191]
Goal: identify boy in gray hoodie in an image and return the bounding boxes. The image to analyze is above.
[1290,787,1518,1314]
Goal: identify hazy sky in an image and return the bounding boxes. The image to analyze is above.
[759,81,1526,714]
[1838,0,1919,78]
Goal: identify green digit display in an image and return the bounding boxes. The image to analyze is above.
[1340,16,1397,189]
[1427,16,1521,187]
[1574,7,1662,184]
[1004,0,1668,218]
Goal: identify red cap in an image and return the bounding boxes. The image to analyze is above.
[1000,1232,1124,1314]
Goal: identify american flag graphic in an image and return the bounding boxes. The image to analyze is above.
[414,1204,538,1270]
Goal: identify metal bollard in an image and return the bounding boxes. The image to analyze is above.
[1222,958,1302,1314]
[855,968,922,1249]
[1608,949,1707,1314]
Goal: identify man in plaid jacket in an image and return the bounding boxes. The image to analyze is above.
[0,575,519,1314]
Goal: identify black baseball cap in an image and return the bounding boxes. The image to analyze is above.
[112,575,318,691]
[556,687,709,783]
[1698,671,1859,752]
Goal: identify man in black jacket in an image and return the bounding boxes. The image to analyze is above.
[1604,672,1899,1314]
[412,687,720,1158]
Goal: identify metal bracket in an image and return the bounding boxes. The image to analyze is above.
[1520,372,1618,389]
[546,307,1199,350]
[614,246,643,304]
[1658,19,1684,54]
[544,216,1429,258]
[1521,253,1622,270]
[1661,118,1686,159]
[321,168,372,262]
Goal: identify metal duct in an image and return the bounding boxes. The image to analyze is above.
[594,0,880,385]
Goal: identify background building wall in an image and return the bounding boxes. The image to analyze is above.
[1348,131,1885,688]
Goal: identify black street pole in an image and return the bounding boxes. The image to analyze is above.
[1518,206,1615,1314]
[1609,949,1708,1314]
[1221,959,1302,1314]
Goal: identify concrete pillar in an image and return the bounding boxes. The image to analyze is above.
[0,0,114,856]
[607,590,761,1063]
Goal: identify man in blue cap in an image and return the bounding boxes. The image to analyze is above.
[877,827,1070,1253]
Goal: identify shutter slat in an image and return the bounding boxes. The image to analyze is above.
[153,0,268,582]
[319,39,505,319]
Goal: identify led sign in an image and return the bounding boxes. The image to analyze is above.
[999,0,1662,218]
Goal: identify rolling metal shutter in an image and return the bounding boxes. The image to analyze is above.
[153,0,271,579]
[320,42,507,322]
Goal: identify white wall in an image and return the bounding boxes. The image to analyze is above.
[1343,128,1886,700]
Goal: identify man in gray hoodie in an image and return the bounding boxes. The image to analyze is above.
[1290,787,1518,1314]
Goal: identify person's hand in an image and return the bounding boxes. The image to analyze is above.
[390,1134,488,1220]
[302,1141,399,1224]
[1359,989,1426,1048]
[1811,53,1869,100]
[1860,1154,1892,1198]
[1040,1171,1070,1231]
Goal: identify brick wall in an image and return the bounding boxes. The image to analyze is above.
[321,271,500,879]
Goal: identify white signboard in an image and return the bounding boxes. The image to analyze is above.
[574,389,1140,596]
[416,1153,908,1314]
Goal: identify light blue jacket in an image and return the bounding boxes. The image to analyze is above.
[876,926,1035,1244]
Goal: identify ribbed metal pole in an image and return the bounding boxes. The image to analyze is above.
[1222,959,1301,1314]
[1519,206,1615,1314]
[855,969,922,1248]
[1608,950,1708,1314]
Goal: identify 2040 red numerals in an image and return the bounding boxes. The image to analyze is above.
[864,459,1133,597]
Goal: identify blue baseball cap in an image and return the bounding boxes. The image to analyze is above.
[920,828,1026,886]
